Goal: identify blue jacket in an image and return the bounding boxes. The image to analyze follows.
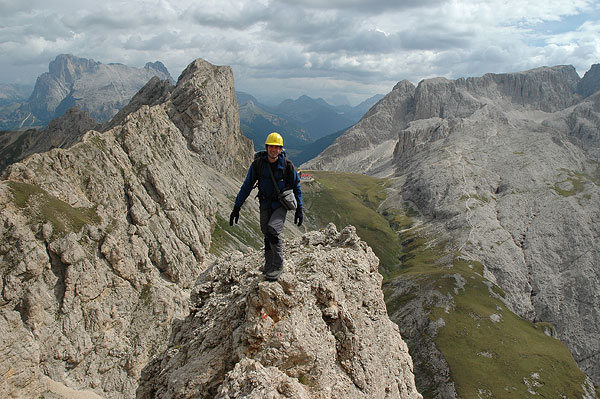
[234,153,303,210]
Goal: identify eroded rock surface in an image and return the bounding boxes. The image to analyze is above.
[138,224,421,399]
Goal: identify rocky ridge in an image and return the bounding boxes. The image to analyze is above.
[0,58,253,398]
[138,224,421,399]
[0,107,100,173]
[303,65,600,392]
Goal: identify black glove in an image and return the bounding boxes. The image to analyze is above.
[229,206,240,226]
[294,207,303,227]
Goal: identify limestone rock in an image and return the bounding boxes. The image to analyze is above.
[137,224,421,399]
[0,57,254,398]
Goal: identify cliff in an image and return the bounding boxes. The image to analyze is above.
[302,64,600,393]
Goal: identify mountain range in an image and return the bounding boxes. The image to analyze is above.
[0,54,174,130]
[0,55,382,169]
[237,91,383,164]
[304,63,600,395]
[0,55,599,399]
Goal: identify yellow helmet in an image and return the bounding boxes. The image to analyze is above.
[265,132,284,147]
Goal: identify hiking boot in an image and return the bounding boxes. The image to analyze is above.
[264,266,283,281]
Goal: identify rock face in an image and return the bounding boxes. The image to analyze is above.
[577,64,600,98]
[27,54,174,123]
[137,224,421,399]
[303,64,600,388]
[0,58,253,398]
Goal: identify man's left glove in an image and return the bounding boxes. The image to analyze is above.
[229,206,240,226]
[294,207,303,227]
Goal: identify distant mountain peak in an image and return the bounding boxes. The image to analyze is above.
[24,54,174,124]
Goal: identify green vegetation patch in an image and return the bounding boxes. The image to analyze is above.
[552,169,586,197]
[385,223,587,399]
[7,180,100,236]
[431,268,587,399]
[301,170,401,272]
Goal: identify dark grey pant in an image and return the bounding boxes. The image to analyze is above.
[260,206,287,274]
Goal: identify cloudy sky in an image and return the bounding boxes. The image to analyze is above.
[1,0,599,105]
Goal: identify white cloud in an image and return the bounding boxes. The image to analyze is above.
[1,0,599,104]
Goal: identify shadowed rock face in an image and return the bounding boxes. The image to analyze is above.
[0,58,253,399]
[138,224,422,399]
[0,107,100,173]
[303,64,600,387]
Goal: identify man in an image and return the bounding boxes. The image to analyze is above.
[229,132,304,281]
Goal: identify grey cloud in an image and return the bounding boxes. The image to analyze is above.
[188,2,271,29]
[275,0,447,14]
[264,5,357,43]
[62,4,173,33]
[306,29,402,54]
[399,28,472,51]
[123,31,184,51]
[0,11,73,43]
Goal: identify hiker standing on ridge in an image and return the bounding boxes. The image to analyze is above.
[229,132,304,281]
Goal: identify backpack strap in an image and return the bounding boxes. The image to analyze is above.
[253,153,295,197]
[267,163,282,195]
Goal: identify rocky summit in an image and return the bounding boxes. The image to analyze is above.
[138,224,421,399]
[304,64,600,392]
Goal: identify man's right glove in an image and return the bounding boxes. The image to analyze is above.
[294,207,303,227]
[229,206,240,226]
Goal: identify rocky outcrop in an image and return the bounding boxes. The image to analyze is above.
[27,54,174,123]
[577,63,600,98]
[138,224,421,399]
[167,59,248,174]
[0,58,253,398]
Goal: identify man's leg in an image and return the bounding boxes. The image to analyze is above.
[263,237,272,273]
[264,207,287,280]
[260,208,273,274]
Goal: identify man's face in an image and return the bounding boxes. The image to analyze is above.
[267,145,282,162]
